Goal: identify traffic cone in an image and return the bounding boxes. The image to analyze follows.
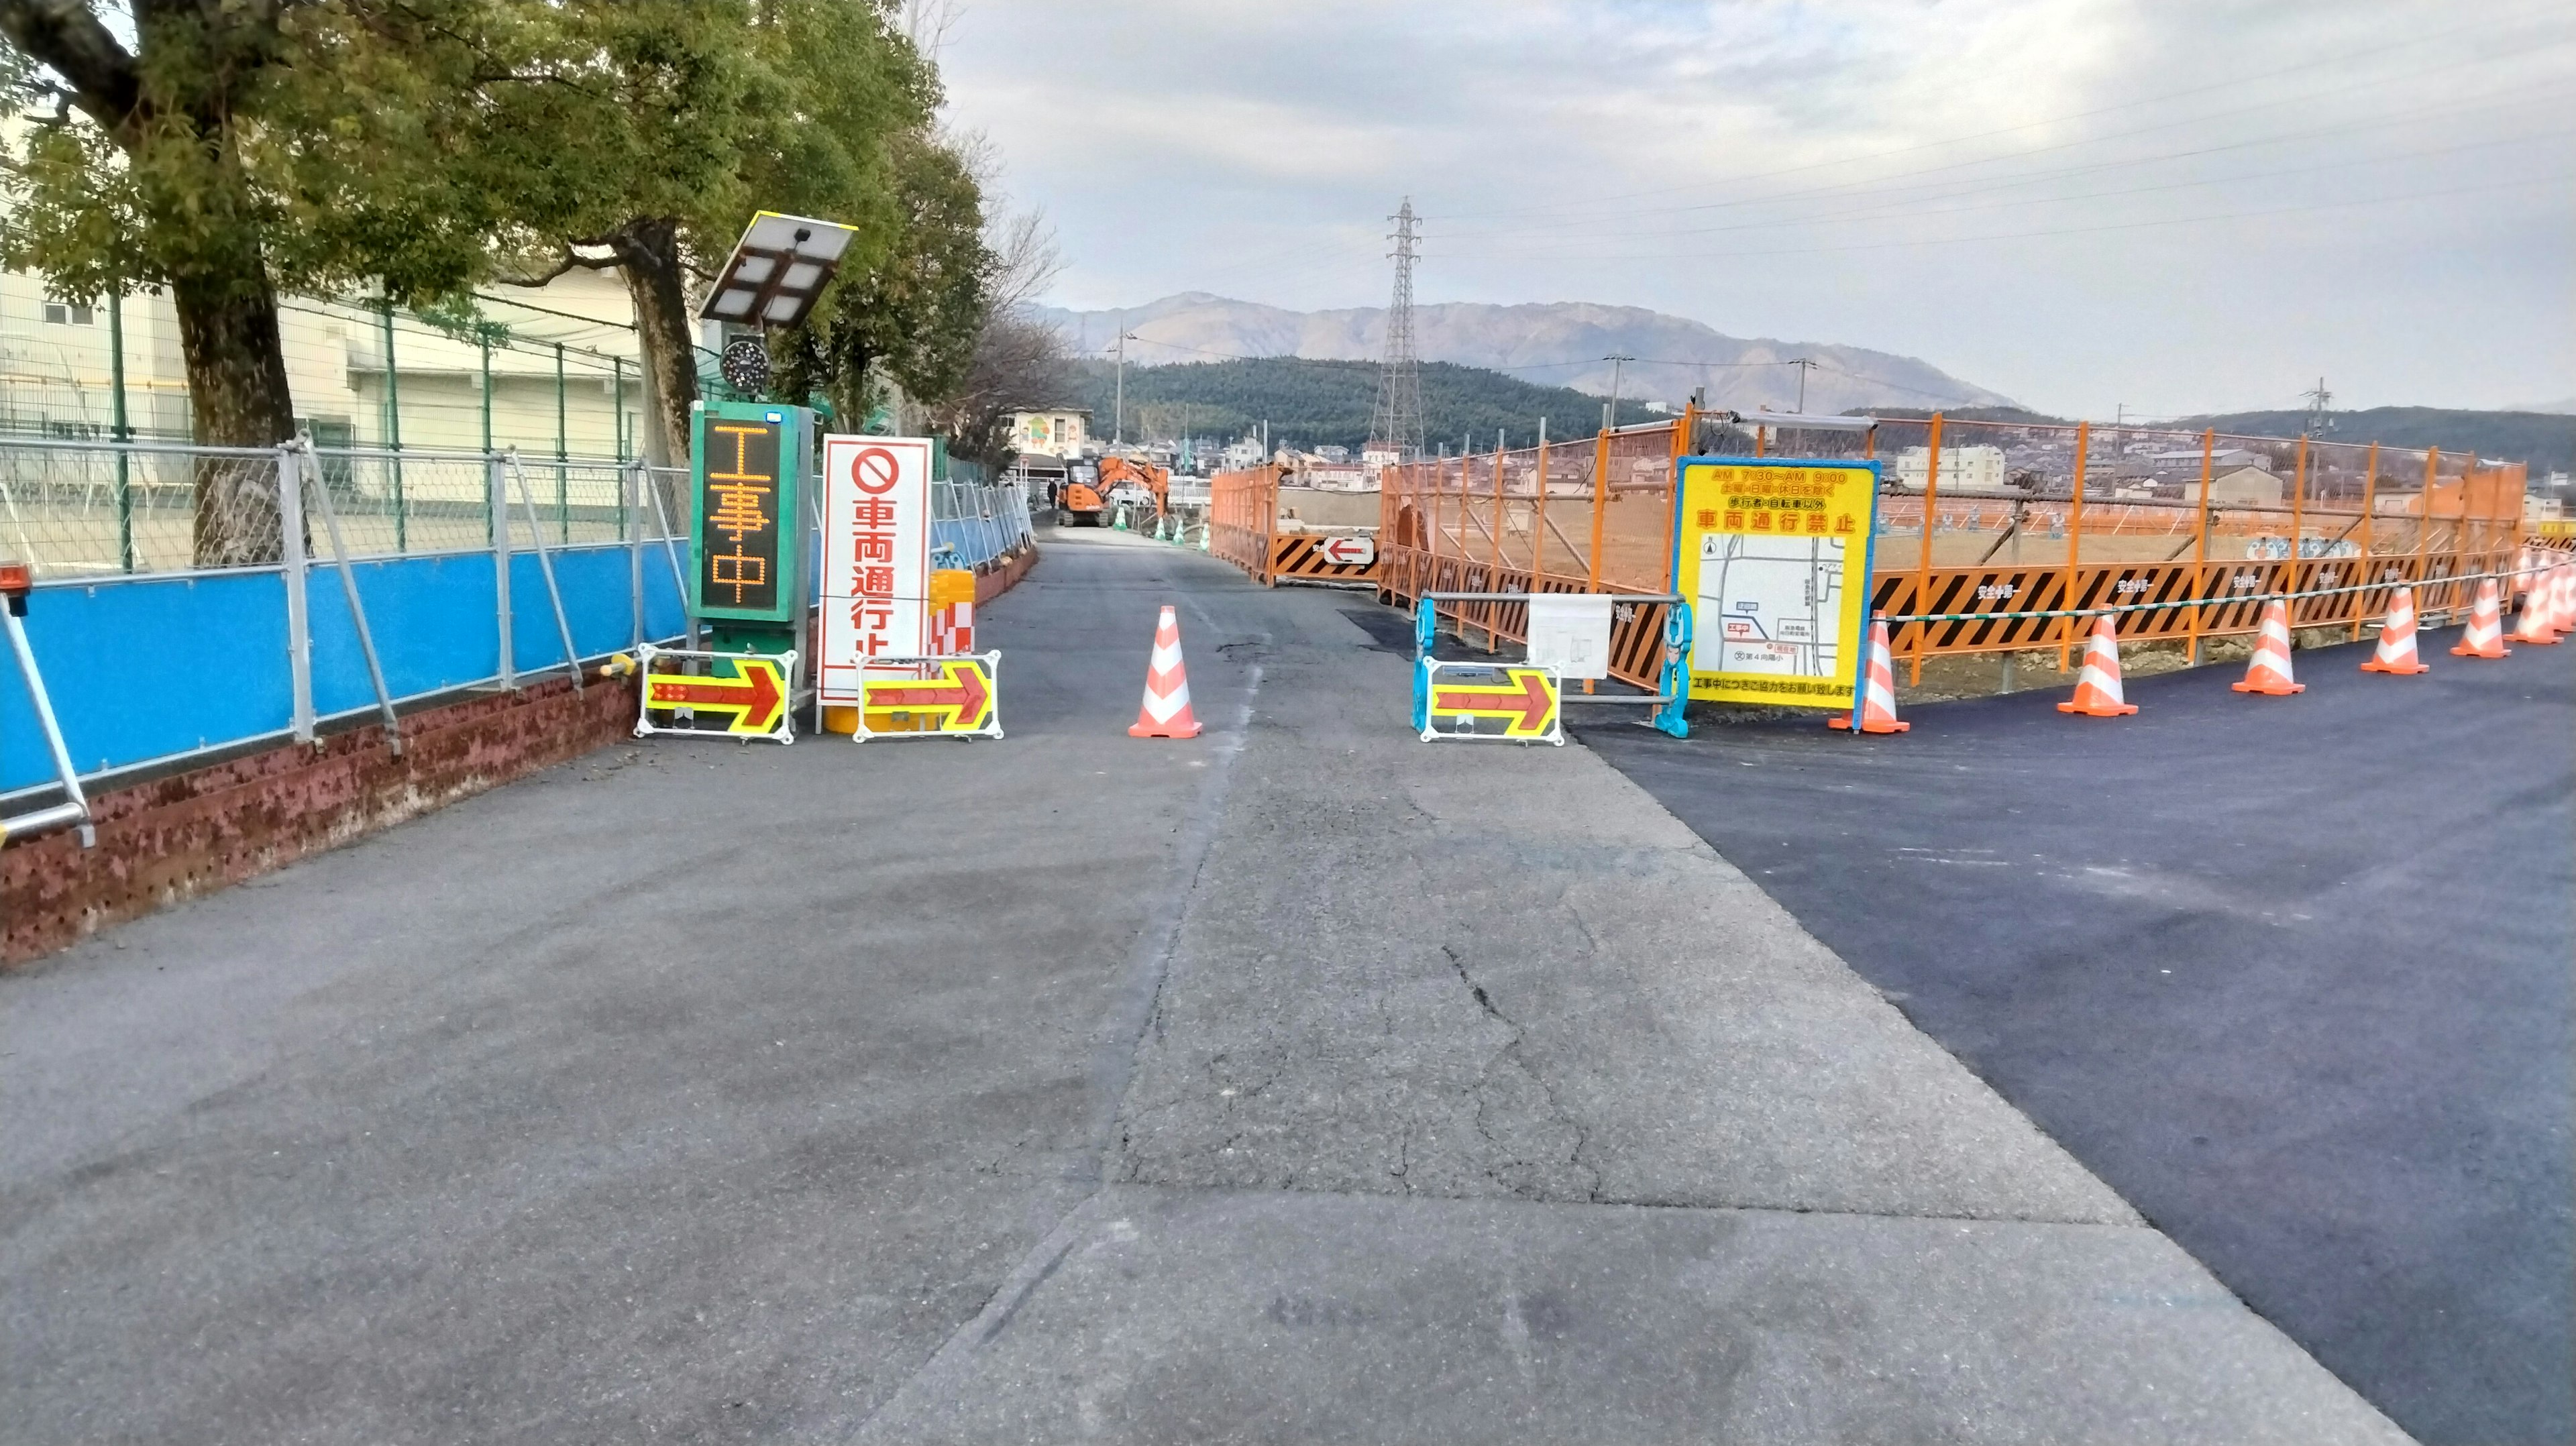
[1827,614,1909,733]
[1128,604,1203,738]
[2449,577,2510,659]
[2360,585,2429,674]
[2057,614,2139,716]
[2509,563,2561,646]
[2232,599,2304,694]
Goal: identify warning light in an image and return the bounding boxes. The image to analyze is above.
[0,559,30,617]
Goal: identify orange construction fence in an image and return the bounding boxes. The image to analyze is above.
[1361,409,2534,691]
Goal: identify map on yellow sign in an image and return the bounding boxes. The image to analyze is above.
[1416,662,1563,744]
[856,654,1002,740]
[1670,457,1882,711]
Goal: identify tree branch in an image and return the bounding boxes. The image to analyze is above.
[0,0,142,138]
[492,243,623,287]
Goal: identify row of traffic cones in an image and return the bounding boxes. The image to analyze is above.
[1832,562,2573,735]
[1122,560,2575,743]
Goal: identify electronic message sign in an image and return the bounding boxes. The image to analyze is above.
[688,402,809,626]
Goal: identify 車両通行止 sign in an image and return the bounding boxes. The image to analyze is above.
[816,435,934,704]
[1670,457,1881,711]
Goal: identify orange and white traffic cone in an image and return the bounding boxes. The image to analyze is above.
[2449,577,2510,659]
[2360,584,2429,674]
[2232,599,2305,694]
[2509,563,2561,646]
[1828,613,1909,734]
[2554,567,2576,638]
[1128,604,1203,738]
[2057,614,2139,717]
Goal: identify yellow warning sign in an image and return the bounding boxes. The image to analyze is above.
[859,657,997,735]
[1426,667,1559,738]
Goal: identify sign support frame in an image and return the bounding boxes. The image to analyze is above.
[1666,455,1882,724]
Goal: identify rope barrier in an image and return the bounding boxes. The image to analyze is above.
[1879,561,2551,626]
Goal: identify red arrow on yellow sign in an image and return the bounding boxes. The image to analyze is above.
[861,657,994,732]
[643,657,787,734]
[1429,667,1558,736]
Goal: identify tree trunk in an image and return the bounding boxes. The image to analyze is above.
[618,218,700,480]
[170,268,299,567]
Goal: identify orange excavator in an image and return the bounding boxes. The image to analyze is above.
[1057,455,1169,527]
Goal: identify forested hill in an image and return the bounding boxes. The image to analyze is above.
[2174,408,2573,476]
[1857,405,2573,476]
[1072,357,1668,454]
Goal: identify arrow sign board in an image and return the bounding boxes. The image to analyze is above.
[855,654,1004,740]
[634,649,796,744]
[1417,661,1562,745]
[1316,535,1375,567]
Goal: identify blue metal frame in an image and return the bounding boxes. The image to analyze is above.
[1412,592,1693,740]
[1665,454,1884,732]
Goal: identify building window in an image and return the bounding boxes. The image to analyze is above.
[42,302,95,326]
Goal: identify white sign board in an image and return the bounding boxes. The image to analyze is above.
[1317,535,1375,566]
[1523,594,1613,681]
[817,435,934,704]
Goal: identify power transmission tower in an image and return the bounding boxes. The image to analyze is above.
[2302,376,2334,434]
[1368,199,1426,463]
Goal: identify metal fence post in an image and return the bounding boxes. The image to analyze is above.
[278,445,315,744]
[300,440,404,755]
[629,459,647,651]
[491,449,515,689]
[507,450,584,693]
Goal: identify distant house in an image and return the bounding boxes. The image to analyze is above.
[2206,466,2284,506]
[1008,408,1089,459]
[1893,445,2011,494]
[2141,446,2267,475]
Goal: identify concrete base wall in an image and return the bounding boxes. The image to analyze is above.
[5,545,1043,966]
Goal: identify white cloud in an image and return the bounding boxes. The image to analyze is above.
[935,0,2576,416]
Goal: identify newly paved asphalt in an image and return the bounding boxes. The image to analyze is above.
[4,527,2410,1443]
[1585,630,2574,1446]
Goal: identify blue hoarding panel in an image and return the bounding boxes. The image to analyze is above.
[3,571,294,794]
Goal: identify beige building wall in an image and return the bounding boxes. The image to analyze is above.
[1,267,643,468]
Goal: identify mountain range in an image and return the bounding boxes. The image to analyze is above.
[1028,293,2015,416]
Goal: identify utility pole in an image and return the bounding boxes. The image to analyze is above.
[1604,353,1634,431]
[1113,329,1136,447]
[2302,376,2334,434]
[1790,357,1813,413]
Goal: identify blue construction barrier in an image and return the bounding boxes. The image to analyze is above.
[2,543,690,795]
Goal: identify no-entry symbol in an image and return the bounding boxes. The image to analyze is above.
[851,445,901,495]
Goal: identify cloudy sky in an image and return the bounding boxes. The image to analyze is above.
[928,1,2573,419]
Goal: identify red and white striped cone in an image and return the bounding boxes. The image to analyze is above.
[2449,577,2510,659]
[1827,613,1909,734]
[1128,604,1203,738]
[2510,561,2561,646]
[2057,614,2138,717]
[2232,599,2305,694]
[2360,585,2429,674]
[2554,566,2576,638]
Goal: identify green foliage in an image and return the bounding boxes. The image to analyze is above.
[2174,408,2574,476]
[1076,357,1670,453]
[773,131,989,424]
[0,1,537,306]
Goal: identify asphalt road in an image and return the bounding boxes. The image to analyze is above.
[1585,631,2574,1446]
[4,528,2407,1443]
